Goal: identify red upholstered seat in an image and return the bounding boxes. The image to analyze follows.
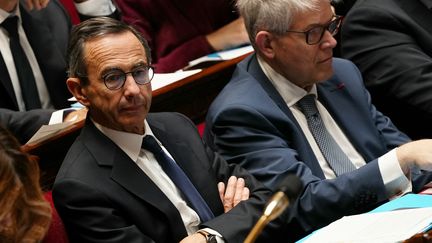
[43,191,68,243]
[59,0,80,25]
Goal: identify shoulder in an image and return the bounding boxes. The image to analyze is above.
[147,112,193,127]
[332,58,363,81]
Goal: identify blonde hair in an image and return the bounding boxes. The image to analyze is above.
[0,126,51,242]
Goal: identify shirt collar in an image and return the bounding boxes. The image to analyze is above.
[256,55,318,107]
[0,4,22,25]
[93,119,156,162]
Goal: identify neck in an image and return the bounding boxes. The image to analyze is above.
[0,1,18,13]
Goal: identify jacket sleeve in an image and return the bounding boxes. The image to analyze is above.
[163,112,288,242]
[53,179,156,243]
[0,108,53,144]
[341,4,432,115]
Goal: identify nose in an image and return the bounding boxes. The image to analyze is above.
[321,30,337,49]
[123,73,141,97]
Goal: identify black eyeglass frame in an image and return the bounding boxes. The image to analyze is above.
[284,15,343,45]
[101,65,155,90]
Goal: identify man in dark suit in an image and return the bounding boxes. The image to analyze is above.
[0,107,87,144]
[0,0,117,144]
[341,0,432,139]
[204,0,432,240]
[0,0,118,111]
[0,108,53,143]
[53,17,286,243]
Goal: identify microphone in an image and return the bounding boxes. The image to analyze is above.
[244,175,303,243]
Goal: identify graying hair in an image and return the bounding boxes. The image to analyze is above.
[67,17,151,86]
[236,0,320,46]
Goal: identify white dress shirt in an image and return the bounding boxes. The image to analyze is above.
[0,0,115,112]
[93,120,223,241]
[257,56,411,198]
[0,7,51,111]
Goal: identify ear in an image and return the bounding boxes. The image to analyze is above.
[255,30,276,59]
[66,77,90,107]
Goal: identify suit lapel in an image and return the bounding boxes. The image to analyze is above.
[0,53,18,109]
[20,4,69,109]
[316,64,384,162]
[148,116,224,214]
[246,55,325,178]
[81,120,188,238]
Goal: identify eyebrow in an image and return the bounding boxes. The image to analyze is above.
[100,61,148,77]
[303,15,334,30]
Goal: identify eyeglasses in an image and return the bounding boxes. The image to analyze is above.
[102,66,155,90]
[285,15,343,45]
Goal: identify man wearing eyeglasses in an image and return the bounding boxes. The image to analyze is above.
[204,0,432,240]
[53,17,288,243]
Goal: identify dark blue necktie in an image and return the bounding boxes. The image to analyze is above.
[2,16,41,110]
[142,135,214,222]
[297,94,356,176]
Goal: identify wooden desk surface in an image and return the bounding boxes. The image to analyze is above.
[24,52,252,189]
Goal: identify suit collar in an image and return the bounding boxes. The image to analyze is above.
[243,55,326,177]
[80,118,188,239]
[0,5,24,110]
[20,3,69,109]
[147,114,224,214]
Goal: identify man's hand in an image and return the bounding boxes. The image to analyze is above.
[397,139,432,174]
[206,17,250,51]
[24,0,50,10]
[218,176,250,213]
[180,232,207,243]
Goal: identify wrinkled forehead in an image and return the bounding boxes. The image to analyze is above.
[83,32,148,73]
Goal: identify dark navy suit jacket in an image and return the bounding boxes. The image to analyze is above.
[204,55,432,239]
[341,0,432,139]
[0,1,71,110]
[53,112,288,243]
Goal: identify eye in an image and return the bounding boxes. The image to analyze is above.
[104,71,124,83]
[308,26,323,37]
[132,68,149,84]
[133,68,146,77]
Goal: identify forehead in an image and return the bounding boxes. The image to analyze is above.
[290,0,333,29]
[84,31,148,71]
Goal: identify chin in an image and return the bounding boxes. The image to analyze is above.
[317,69,334,82]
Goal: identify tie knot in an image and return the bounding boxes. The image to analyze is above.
[297,94,319,118]
[2,16,19,39]
[142,135,163,155]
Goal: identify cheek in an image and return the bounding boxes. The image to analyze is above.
[142,86,152,106]
[88,89,120,112]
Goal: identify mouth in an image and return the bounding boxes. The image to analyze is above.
[120,105,144,113]
[318,56,333,64]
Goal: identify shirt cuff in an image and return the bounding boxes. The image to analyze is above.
[378,148,412,199]
[74,0,116,16]
[200,228,225,243]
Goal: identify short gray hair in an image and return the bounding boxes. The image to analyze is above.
[236,0,319,46]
